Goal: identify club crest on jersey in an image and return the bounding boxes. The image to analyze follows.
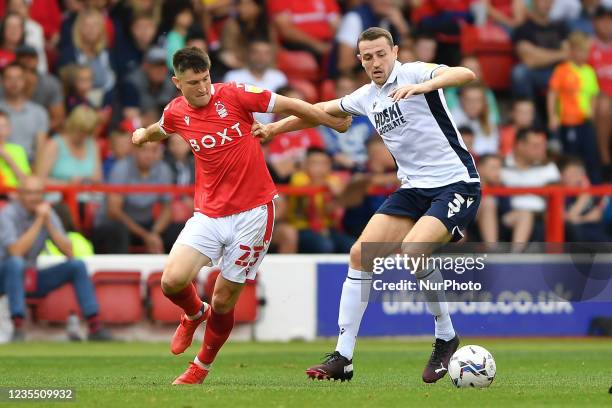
[184,115,190,126]
[215,101,228,118]
[373,102,406,135]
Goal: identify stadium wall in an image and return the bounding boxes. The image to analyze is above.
[4,254,610,340]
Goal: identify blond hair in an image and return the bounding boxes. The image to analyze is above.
[73,9,107,54]
[568,31,591,51]
[65,105,99,135]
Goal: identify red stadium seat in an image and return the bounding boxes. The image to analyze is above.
[92,271,143,323]
[460,23,515,90]
[81,201,101,234]
[319,79,336,102]
[289,78,318,104]
[34,284,80,323]
[146,271,184,323]
[276,50,319,82]
[203,267,259,324]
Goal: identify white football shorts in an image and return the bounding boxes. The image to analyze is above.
[175,201,275,283]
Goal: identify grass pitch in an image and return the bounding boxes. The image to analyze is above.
[0,338,610,407]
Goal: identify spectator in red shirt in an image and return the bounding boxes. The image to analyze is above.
[266,86,326,183]
[412,0,474,65]
[268,0,340,59]
[0,12,24,69]
[589,5,612,180]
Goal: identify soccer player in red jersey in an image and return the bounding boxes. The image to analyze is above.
[131,47,350,385]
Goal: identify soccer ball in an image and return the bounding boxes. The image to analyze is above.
[448,345,496,388]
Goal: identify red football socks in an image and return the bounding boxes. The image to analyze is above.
[165,283,203,317]
[197,308,235,365]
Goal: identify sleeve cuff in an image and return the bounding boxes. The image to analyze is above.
[339,97,360,116]
[266,92,277,113]
[430,64,448,79]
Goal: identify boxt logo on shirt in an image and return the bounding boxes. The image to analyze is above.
[373,102,406,135]
[188,123,245,151]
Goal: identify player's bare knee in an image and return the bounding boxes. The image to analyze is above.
[211,293,234,314]
[349,242,363,270]
[160,268,190,295]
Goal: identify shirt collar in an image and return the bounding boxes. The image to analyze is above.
[374,60,402,89]
[210,83,215,95]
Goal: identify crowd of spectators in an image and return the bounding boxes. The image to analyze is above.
[0,0,611,260]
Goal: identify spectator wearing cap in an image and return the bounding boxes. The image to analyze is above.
[0,62,49,165]
[589,4,612,180]
[6,0,48,73]
[223,40,287,124]
[121,47,177,120]
[511,0,569,100]
[10,45,65,132]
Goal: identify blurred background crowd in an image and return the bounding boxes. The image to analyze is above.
[0,0,612,256]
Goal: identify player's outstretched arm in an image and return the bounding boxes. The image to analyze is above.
[132,123,169,146]
[253,99,351,142]
[273,95,351,132]
[389,66,476,102]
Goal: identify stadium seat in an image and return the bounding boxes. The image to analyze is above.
[203,267,259,324]
[460,23,515,90]
[289,78,318,104]
[33,284,80,323]
[319,79,336,102]
[276,50,319,82]
[146,271,185,323]
[92,271,143,324]
[81,201,101,235]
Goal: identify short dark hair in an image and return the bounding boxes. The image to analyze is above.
[515,127,538,143]
[458,125,474,136]
[0,109,9,121]
[306,146,330,158]
[557,155,585,172]
[1,61,23,76]
[357,27,394,49]
[172,47,211,75]
[478,153,502,166]
[513,97,534,107]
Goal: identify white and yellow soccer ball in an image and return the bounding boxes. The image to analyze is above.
[448,345,496,388]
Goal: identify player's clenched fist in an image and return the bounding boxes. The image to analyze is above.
[330,115,352,133]
[252,121,271,143]
[132,128,148,146]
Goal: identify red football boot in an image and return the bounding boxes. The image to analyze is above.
[170,304,210,355]
[172,362,209,385]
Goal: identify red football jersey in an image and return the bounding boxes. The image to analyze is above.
[589,39,612,97]
[159,82,278,217]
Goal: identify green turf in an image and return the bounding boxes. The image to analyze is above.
[0,338,610,407]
